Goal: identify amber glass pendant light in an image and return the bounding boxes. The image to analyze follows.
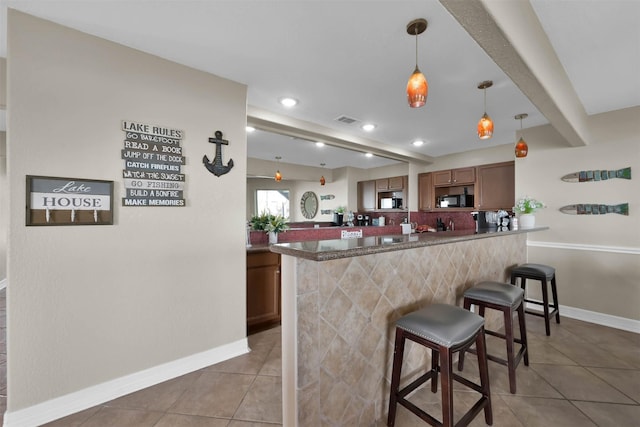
[406,19,428,108]
[274,156,282,181]
[477,80,494,139]
[320,163,326,186]
[514,113,529,158]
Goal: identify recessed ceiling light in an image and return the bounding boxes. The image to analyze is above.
[315,141,325,147]
[365,153,374,158]
[361,123,376,132]
[412,139,425,146]
[246,126,256,133]
[279,97,298,108]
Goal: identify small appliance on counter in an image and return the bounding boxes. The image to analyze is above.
[472,210,511,231]
[472,211,498,231]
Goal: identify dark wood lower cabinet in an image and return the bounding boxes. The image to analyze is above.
[246,251,281,335]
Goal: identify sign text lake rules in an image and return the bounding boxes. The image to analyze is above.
[121,121,186,207]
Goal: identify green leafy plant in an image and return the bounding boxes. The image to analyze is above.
[514,196,545,214]
[264,214,289,234]
[250,211,289,233]
[249,211,273,231]
[334,206,346,214]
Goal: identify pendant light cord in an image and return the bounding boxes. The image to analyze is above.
[415,27,418,67]
[483,87,487,113]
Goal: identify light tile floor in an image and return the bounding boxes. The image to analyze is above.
[0,287,638,426]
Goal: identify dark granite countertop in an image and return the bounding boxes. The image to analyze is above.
[269,227,548,261]
[246,244,271,253]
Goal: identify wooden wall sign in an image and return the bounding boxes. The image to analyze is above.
[121,120,186,207]
[26,176,114,226]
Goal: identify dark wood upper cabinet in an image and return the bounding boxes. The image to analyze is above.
[476,161,515,211]
[358,180,377,211]
[418,172,433,211]
[433,167,476,186]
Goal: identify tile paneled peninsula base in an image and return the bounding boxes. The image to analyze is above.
[273,231,534,426]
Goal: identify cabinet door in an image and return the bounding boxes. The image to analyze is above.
[418,173,433,211]
[247,252,281,335]
[433,170,452,186]
[452,167,476,185]
[388,176,405,190]
[376,178,389,191]
[358,180,376,211]
[477,161,515,210]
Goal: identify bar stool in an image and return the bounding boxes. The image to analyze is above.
[387,303,492,427]
[510,263,560,336]
[458,281,529,394]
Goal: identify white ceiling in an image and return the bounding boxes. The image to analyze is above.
[1,0,638,169]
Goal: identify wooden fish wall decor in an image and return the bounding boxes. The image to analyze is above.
[320,195,335,200]
[559,203,629,216]
[561,167,631,182]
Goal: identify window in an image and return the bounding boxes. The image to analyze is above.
[256,190,290,218]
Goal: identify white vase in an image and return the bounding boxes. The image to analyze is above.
[268,231,278,244]
[519,214,536,229]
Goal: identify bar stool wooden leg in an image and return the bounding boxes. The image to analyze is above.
[517,303,529,366]
[387,329,405,427]
[503,307,517,393]
[475,327,493,425]
[431,349,439,393]
[440,346,454,427]
[551,276,561,324]
[541,278,551,336]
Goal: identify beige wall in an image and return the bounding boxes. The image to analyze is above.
[0,57,6,108]
[0,131,5,281]
[1,57,6,282]
[7,10,248,417]
[516,110,640,321]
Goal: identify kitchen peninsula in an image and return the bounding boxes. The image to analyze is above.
[270,227,546,426]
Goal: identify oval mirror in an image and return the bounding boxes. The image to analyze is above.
[300,191,318,219]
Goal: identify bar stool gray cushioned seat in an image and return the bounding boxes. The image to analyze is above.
[388,303,492,427]
[510,263,560,336]
[459,281,529,394]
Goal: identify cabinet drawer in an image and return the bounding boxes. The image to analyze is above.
[247,252,280,268]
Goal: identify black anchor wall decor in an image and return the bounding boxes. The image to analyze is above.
[203,130,234,177]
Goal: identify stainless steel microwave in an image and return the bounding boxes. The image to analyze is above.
[438,194,473,208]
[380,197,403,209]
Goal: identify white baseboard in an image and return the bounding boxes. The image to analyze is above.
[0,279,6,291]
[3,338,250,427]
[526,301,640,333]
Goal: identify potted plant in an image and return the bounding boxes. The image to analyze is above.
[250,211,289,244]
[514,196,545,228]
[264,214,289,244]
[333,206,346,226]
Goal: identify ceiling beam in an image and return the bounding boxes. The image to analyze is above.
[441,0,590,147]
[248,106,435,165]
